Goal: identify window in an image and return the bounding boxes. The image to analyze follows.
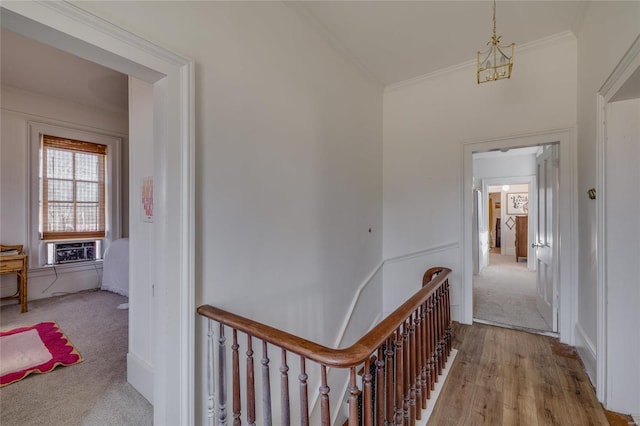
[29,122,122,268]
[41,135,107,241]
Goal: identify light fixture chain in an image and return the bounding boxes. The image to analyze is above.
[493,0,497,37]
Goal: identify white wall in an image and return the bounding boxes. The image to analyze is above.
[74,2,383,423]
[126,77,155,403]
[575,0,640,386]
[0,85,128,300]
[605,98,640,416]
[473,154,536,181]
[383,33,577,319]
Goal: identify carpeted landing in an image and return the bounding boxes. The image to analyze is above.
[473,252,551,332]
[0,290,152,426]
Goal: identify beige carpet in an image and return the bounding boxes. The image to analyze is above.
[473,252,551,332]
[0,290,152,426]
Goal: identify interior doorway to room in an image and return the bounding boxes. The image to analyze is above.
[2,4,194,423]
[471,144,558,333]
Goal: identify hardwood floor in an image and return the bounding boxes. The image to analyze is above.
[428,322,613,425]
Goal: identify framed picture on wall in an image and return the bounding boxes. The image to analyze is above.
[507,192,528,215]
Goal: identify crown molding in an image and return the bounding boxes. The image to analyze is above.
[284,2,384,89]
[385,30,576,93]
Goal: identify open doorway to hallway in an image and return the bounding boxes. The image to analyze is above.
[472,145,557,334]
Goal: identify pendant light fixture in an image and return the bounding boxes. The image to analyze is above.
[477,0,514,83]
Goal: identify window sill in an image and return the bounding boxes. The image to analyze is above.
[29,260,103,277]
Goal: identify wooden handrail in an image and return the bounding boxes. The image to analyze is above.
[198,266,453,425]
[197,267,451,368]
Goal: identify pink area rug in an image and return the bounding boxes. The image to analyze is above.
[0,321,82,387]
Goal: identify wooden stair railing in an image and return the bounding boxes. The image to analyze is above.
[197,266,452,426]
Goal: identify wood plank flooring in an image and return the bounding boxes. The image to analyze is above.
[427,322,613,426]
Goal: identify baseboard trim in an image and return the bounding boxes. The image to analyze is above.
[127,352,154,404]
[574,322,597,386]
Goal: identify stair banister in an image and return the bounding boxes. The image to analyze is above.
[197,266,452,425]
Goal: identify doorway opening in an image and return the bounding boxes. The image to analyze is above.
[1,4,195,424]
[475,183,552,332]
[471,144,558,334]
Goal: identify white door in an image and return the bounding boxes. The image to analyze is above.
[534,145,558,331]
[472,189,483,274]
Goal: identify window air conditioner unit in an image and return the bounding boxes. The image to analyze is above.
[53,241,97,264]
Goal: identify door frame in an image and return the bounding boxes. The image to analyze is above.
[461,128,577,344]
[0,3,195,425]
[595,34,640,406]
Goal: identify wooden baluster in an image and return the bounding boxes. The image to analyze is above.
[440,286,448,365]
[299,358,309,426]
[363,358,373,426]
[431,294,438,390]
[432,289,439,381]
[246,336,256,426]
[280,350,290,426]
[437,287,445,366]
[218,324,228,426]
[420,303,429,405]
[442,286,447,365]
[232,330,241,426]
[385,337,394,426]
[320,365,331,426]
[435,288,443,377]
[414,308,424,414]
[395,328,404,425]
[262,341,272,426]
[445,279,452,354]
[409,314,417,424]
[348,367,359,425]
[431,293,439,388]
[431,291,438,382]
[403,322,410,425]
[376,347,385,426]
[206,320,215,426]
[426,296,434,394]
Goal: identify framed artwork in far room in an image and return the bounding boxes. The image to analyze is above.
[507,192,528,215]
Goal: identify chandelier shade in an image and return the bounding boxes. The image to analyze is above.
[477,0,514,84]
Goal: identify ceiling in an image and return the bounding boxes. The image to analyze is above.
[296,1,586,85]
[0,1,626,112]
[1,28,128,114]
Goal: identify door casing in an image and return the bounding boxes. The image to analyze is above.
[462,128,577,345]
[595,34,640,407]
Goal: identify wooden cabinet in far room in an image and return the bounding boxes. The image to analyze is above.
[515,215,528,262]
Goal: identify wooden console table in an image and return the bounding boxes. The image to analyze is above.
[1,245,28,313]
[515,216,528,262]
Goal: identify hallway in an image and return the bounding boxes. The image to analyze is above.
[428,322,613,425]
[473,252,551,332]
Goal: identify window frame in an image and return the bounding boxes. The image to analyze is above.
[41,134,107,241]
[29,122,121,268]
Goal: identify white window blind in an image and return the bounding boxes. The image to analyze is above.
[41,135,107,240]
